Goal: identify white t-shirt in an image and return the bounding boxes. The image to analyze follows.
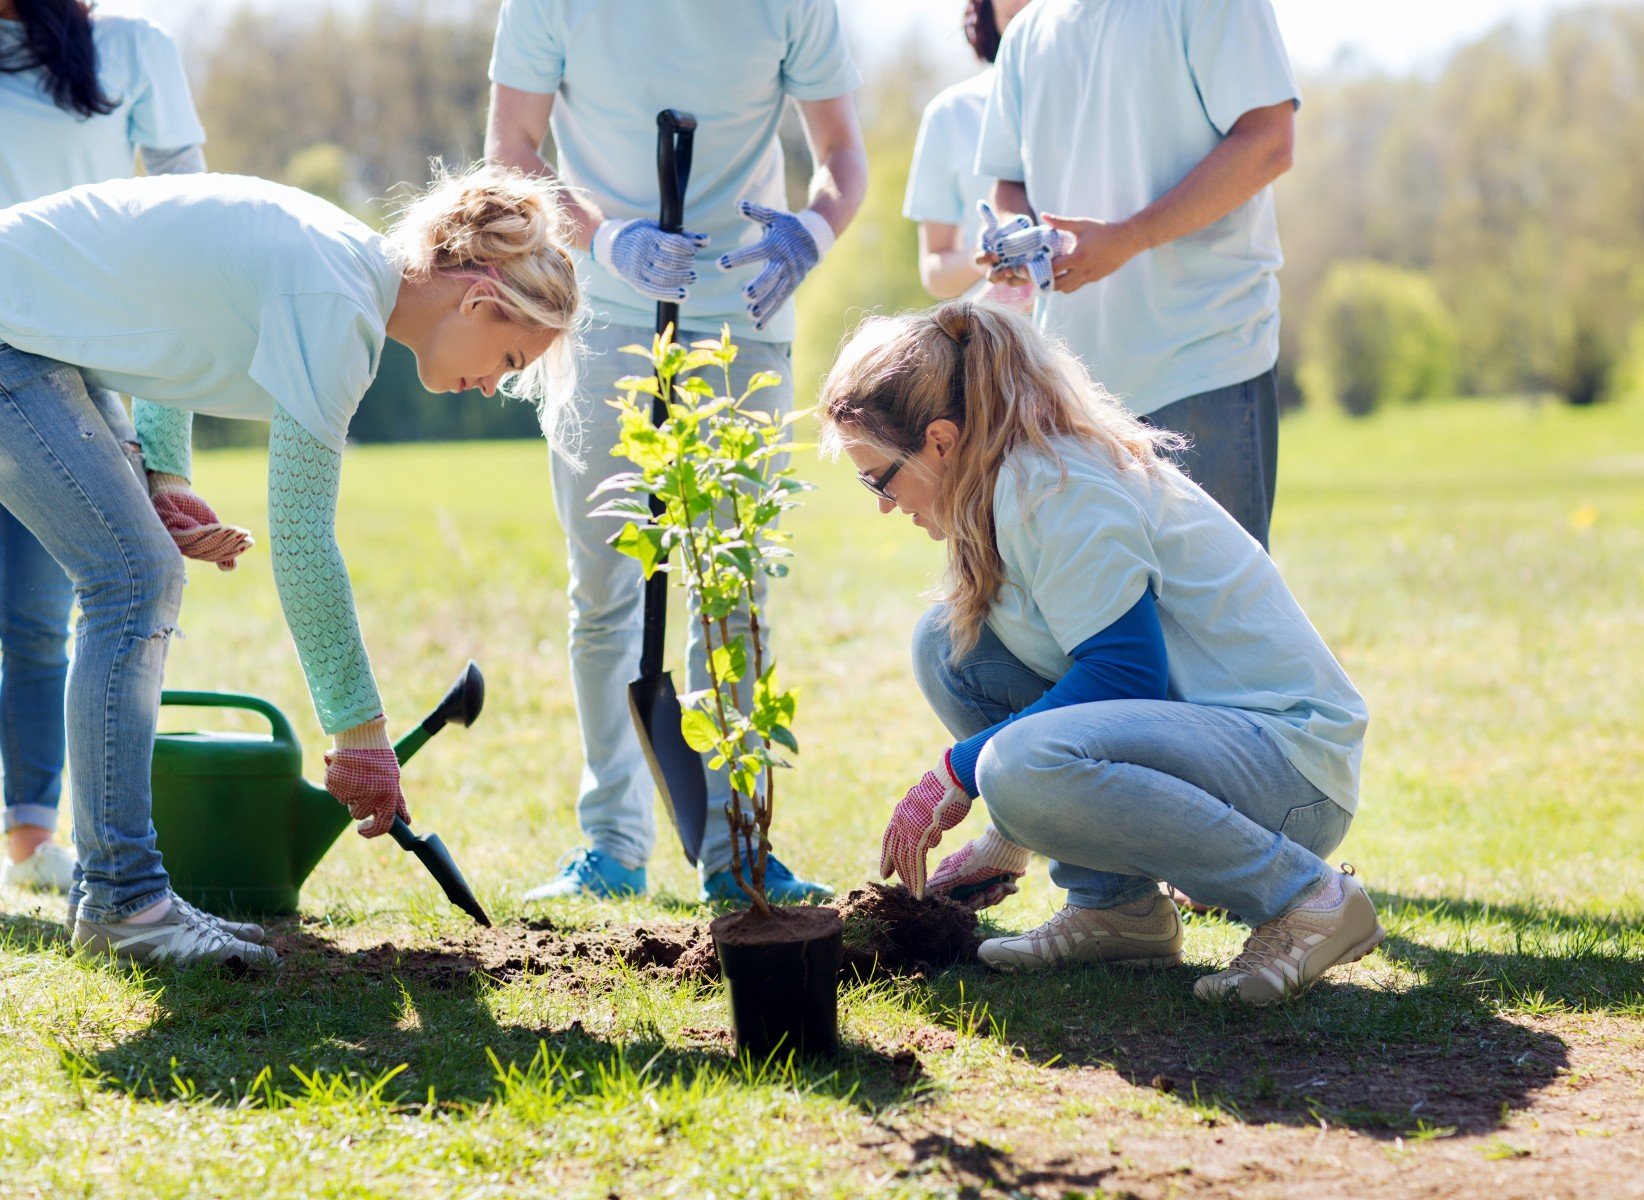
[904,68,994,248]
[0,12,204,207]
[988,437,1366,811]
[0,174,400,453]
[489,0,860,342]
[977,0,1300,414]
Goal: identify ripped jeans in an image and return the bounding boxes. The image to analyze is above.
[0,343,182,922]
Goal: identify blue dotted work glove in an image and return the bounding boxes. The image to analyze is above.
[592,218,710,303]
[978,201,1074,292]
[716,201,835,330]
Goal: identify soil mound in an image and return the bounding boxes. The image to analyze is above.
[665,883,981,984]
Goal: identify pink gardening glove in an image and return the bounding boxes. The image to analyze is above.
[879,751,972,899]
[148,472,253,571]
[928,825,1032,910]
[324,718,409,838]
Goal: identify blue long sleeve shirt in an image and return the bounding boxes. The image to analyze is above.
[947,589,1170,795]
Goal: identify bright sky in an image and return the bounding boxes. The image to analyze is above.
[110,0,1599,76]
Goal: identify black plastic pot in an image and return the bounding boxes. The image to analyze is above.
[710,905,843,1059]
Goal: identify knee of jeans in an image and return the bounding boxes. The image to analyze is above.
[910,606,958,705]
[974,723,1056,843]
[85,535,184,629]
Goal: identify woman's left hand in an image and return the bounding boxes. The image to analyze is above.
[879,752,972,899]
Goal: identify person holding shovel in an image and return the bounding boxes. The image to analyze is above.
[0,164,582,967]
[0,0,245,897]
[486,0,867,903]
[819,300,1381,1006]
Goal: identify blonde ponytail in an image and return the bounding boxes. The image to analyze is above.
[819,300,1183,657]
[388,162,586,459]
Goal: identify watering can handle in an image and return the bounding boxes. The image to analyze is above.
[158,691,300,750]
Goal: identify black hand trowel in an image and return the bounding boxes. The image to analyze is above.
[389,661,492,927]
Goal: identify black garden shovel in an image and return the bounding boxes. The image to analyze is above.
[627,108,711,866]
[389,661,492,926]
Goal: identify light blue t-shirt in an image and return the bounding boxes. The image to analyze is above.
[904,68,994,249]
[977,0,1300,415]
[0,173,399,452]
[488,0,860,343]
[988,438,1367,811]
[0,13,204,208]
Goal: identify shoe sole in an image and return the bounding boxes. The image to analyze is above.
[981,949,1183,974]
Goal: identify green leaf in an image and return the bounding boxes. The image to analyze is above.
[679,709,721,753]
[608,522,666,576]
[614,373,661,397]
[769,724,799,754]
[744,370,783,395]
[709,638,748,684]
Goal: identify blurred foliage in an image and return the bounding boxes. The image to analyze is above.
[1301,261,1457,416]
[182,0,1644,444]
[1279,5,1644,408]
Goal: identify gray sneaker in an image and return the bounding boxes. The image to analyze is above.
[979,893,1184,972]
[1193,868,1384,1006]
[171,896,267,946]
[74,892,279,969]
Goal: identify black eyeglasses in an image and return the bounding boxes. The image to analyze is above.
[857,454,908,501]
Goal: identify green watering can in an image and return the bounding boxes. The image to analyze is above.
[149,662,490,922]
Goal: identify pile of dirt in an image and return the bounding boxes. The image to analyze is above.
[665,882,981,984]
[833,883,982,981]
[275,883,979,989]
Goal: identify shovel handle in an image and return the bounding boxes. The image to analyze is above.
[640,110,697,681]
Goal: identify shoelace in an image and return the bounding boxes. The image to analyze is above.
[170,897,238,954]
[1227,918,1303,975]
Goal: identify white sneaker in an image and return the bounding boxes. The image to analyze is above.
[73,892,278,969]
[2,841,76,894]
[979,893,1184,972]
[1193,868,1384,1006]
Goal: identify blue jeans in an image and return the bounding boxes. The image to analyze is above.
[911,607,1349,926]
[550,322,793,876]
[0,344,182,922]
[1149,368,1279,550]
[0,386,133,837]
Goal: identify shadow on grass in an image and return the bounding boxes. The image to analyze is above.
[887,886,1644,1140]
[73,924,932,1116]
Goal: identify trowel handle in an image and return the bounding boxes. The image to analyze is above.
[158,690,300,750]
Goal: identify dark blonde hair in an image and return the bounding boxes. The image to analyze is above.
[819,301,1182,656]
[388,163,586,459]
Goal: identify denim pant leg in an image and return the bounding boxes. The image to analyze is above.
[550,322,793,875]
[0,504,74,833]
[910,605,1158,906]
[0,390,132,838]
[1148,369,1279,550]
[0,348,182,921]
[976,700,1349,926]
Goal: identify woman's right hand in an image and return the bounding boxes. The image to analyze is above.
[927,825,1032,910]
[147,471,253,570]
[323,716,409,838]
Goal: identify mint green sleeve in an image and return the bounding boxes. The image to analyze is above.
[131,402,193,478]
[267,404,384,735]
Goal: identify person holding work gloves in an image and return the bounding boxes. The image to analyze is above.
[0,0,247,898]
[0,165,582,967]
[821,301,1379,1007]
[487,0,868,903]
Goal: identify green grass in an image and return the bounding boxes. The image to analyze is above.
[2,393,1641,1198]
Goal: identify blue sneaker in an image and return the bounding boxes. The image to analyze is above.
[701,854,833,904]
[523,848,647,901]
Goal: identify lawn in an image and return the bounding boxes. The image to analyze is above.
[1,392,1641,1199]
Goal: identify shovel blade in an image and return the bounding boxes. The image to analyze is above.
[629,671,709,866]
[390,818,492,926]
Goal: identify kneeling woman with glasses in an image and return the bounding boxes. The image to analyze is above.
[818,300,1380,1005]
